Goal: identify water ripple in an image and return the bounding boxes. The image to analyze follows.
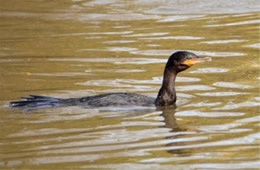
[103,40,136,44]
[175,110,244,117]
[196,92,249,97]
[201,39,246,44]
[213,82,254,89]
[158,15,206,22]
[205,19,260,27]
[213,100,260,110]
[176,85,215,91]
[190,67,229,73]
[193,50,245,57]
[244,43,260,49]
[123,32,168,37]
[52,31,133,37]
[130,50,245,57]
[49,57,166,65]
[143,133,259,152]
[139,36,204,40]
[183,101,222,107]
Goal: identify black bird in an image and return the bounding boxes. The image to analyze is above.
[10,51,207,110]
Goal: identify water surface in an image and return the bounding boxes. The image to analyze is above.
[0,0,259,169]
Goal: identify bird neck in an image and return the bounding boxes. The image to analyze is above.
[155,67,177,106]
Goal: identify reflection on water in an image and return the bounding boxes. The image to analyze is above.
[213,82,254,89]
[190,67,229,73]
[201,39,247,44]
[130,50,245,57]
[0,0,259,169]
[205,19,260,27]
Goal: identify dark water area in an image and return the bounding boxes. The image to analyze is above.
[0,0,259,169]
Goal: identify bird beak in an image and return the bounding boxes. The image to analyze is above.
[183,56,211,66]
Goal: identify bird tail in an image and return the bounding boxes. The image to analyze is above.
[10,95,62,110]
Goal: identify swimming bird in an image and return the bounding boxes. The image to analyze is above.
[10,51,207,110]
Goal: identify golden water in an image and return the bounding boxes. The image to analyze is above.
[0,0,259,169]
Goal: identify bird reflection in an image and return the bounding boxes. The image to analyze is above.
[160,106,180,130]
[159,106,188,155]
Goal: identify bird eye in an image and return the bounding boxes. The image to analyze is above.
[185,55,192,60]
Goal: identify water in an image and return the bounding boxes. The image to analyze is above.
[0,0,259,169]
